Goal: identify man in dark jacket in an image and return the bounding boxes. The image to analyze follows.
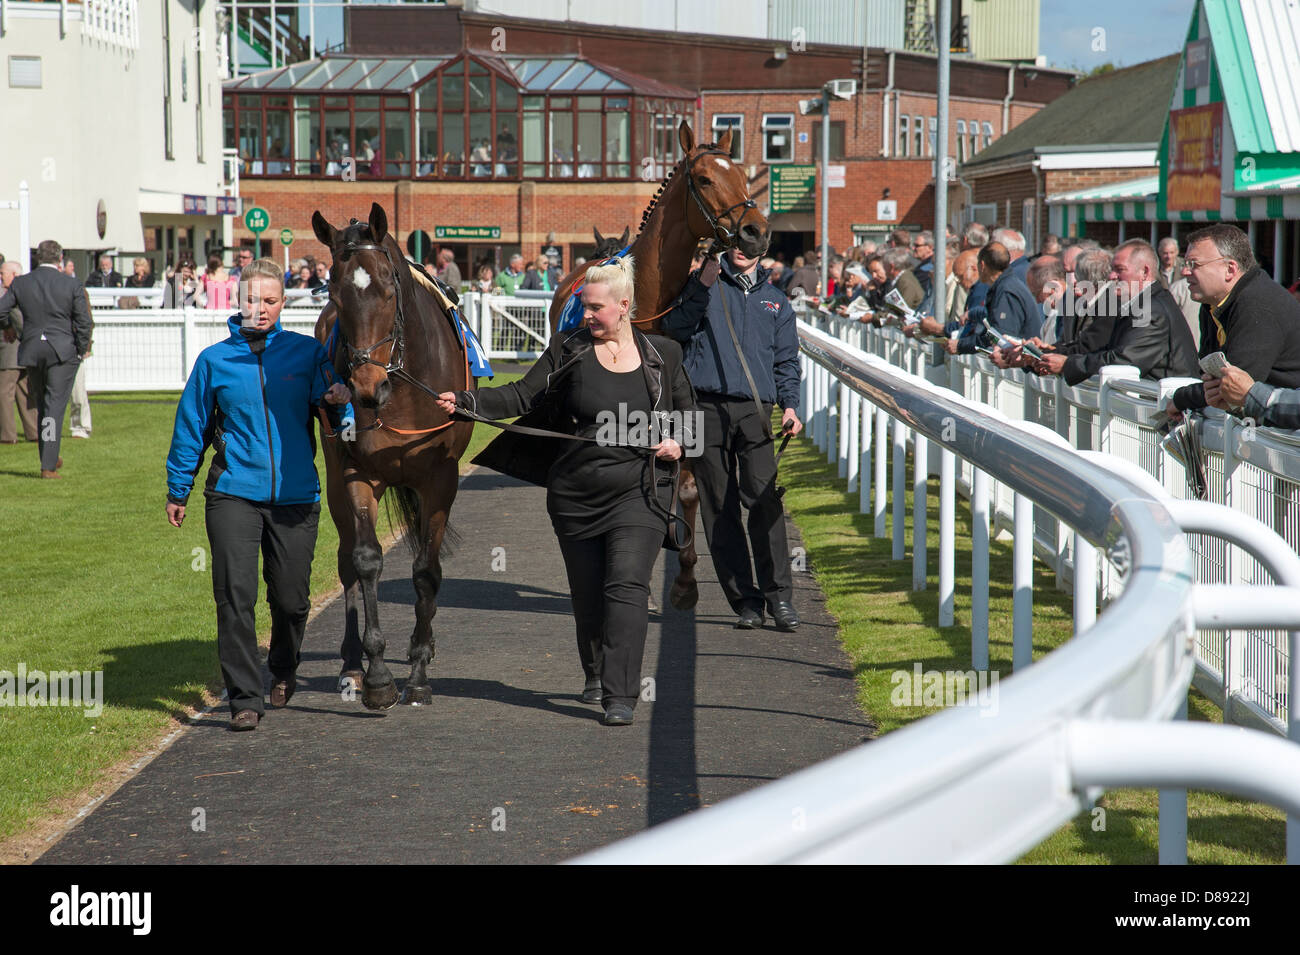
[958,242,1036,355]
[1031,239,1197,385]
[1167,224,1300,415]
[0,239,93,477]
[85,254,123,288]
[664,248,803,631]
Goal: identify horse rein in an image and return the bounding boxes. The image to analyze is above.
[329,235,469,437]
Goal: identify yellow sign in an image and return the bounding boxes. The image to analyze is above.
[1167,103,1223,212]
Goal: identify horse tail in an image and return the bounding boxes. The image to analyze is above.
[387,485,423,554]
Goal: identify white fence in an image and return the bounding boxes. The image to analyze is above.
[577,310,1300,865]
[81,292,551,391]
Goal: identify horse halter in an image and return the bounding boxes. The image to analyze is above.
[334,235,410,382]
[684,148,759,252]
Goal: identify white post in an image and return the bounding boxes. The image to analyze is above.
[18,180,30,273]
[971,467,990,669]
[874,407,888,537]
[838,380,851,479]
[859,395,872,514]
[826,376,838,466]
[939,447,954,626]
[1073,534,1097,634]
[1013,492,1033,670]
[269,0,277,70]
[232,0,240,76]
[1157,694,1189,865]
[846,390,860,492]
[182,305,198,382]
[481,296,494,359]
[912,432,928,590]
[892,420,907,560]
[308,0,315,56]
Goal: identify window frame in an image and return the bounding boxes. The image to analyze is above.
[955,119,966,163]
[711,113,744,161]
[762,113,795,164]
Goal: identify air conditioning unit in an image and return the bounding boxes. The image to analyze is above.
[828,79,857,100]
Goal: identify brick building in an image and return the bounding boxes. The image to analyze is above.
[225,6,1074,278]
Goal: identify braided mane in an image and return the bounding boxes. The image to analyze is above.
[636,143,721,237]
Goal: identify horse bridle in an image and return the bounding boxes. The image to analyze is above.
[684,147,759,252]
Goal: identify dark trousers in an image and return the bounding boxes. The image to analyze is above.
[25,341,79,471]
[693,395,793,614]
[557,524,662,709]
[206,494,320,715]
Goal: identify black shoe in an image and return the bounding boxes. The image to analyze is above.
[269,676,296,708]
[603,703,635,726]
[581,677,603,705]
[771,601,800,632]
[735,606,764,629]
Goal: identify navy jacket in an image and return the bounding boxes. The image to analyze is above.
[984,269,1040,340]
[663,258,801,410]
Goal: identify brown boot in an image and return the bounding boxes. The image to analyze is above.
[41,470,61,479]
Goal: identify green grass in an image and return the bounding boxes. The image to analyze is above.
[0,376,519,844]
[779,430,1285,864]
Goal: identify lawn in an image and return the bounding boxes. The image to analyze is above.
[0,375,519,847]
[777,430,1285,864]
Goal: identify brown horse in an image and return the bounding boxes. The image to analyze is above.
[312,203,475,710]
[548,120,770,610]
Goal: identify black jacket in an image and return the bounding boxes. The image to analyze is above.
[0,264,94,364]
[1172,267,1300,410]
[1061,284,1199,386]
[85,269,123,288]
[456,327,695,487]
[662,258,801,410]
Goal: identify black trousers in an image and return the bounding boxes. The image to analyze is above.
[206,494,320,715]
[693,395,793,614]
[557,524,662,709]
[25,341,79,471]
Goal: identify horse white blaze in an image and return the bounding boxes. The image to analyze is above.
[352,266,372,291]
[713,157,731,171]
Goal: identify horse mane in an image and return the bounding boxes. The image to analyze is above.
[636,142,727,239]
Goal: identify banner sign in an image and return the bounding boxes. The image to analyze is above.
[435,226,501,240]
[1167,102,1223,212]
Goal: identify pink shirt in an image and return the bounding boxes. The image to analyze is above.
[203,274,236,311]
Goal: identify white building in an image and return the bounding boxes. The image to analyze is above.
[0,0,239,274]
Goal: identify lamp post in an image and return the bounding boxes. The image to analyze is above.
[811,79,856,298]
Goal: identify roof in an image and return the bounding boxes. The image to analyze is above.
[961,55,1181,170]
[1045,175,1159,204]
[1203,0,1300,153]
[224,53,694,100]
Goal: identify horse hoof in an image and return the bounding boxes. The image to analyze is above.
[400,684,433,706]
[362,682,400,711]
[339,670,365,692]
[669,581,699,611]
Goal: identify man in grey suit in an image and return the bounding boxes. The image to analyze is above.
[0,239,94,477]
[0,261,39,443]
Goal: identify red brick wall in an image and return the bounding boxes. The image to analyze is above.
[1045,166,1156,193]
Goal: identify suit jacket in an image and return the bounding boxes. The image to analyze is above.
[1060,284,1198,386]
[86,269,124,288]
[0,265,94,364]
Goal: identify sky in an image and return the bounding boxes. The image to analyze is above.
[1039,0,1197,71]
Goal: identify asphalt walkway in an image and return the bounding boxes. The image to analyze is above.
[41,469,870,864]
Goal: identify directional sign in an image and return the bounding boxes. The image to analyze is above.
[434,225,501,240]
[770,165,816,214]
[279,228,294,246]
[244,206,270,233]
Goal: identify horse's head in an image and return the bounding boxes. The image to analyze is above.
[678,120,770,259]
[313,202,404,409]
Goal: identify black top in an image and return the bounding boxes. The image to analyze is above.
[548,356,669,540]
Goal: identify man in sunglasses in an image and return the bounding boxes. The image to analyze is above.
[1165,224,1300,418]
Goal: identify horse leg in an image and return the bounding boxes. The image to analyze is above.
[670,465,701,610]
[401,461,458,705]
[325,440,364,689]
[347,474,399,710]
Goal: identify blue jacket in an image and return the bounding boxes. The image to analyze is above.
[166,315,351,505]
[662,259,801,410]
[984,269,1041,341]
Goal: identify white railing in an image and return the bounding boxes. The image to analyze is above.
[576,315,1300,865]
[460,291,550,360]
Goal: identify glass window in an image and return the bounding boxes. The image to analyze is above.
[469,111,492,177]
[385,109,410,177]
[577,109,602,177]
[443,115,464,177]
[522,108,544,178]
[224,108,236,151]
[899,115,910,157]
[324,110,350,175]
[354,110,380,175]
[606,109,630,178]
[264,110,290,174]
[323,96,348,108]
[293,98,320,175]
[496,77,518,111]
[955,120,966,163]
[712,114,743,160]
[654,113,677,168]
[495,113,519,177]
[416,112,438,176]
[550,109,574,177]
[550,96,572,110]
[929,116,937,157]
[413,77,437,110]
[442,73,464,111]
[982,121,994,149]
[915,115,924,158]
[810,121,845,161]
[969,119,978,157]
[762,113,793,163]
[467,71,491,110]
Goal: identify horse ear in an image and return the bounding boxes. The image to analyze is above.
[594,227,606,244]
[678,119,695,156]
[716,126,733,157]
[368,202,389,244]
[619,226,630,246]
[311,211,336,249]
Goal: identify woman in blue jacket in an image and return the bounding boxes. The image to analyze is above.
[165,258,352,731]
